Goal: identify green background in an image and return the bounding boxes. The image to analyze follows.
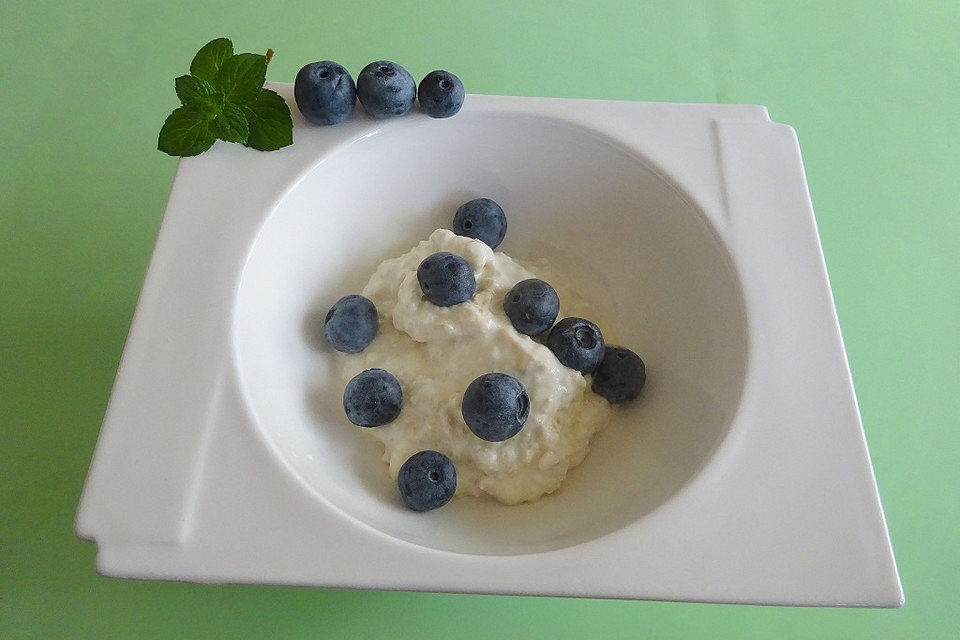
[2,1,957,637]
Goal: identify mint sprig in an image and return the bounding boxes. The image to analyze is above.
[158,38,293,157]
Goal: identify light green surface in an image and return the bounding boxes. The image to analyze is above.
[2,1,957,637]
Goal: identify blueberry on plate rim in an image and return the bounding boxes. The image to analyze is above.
[417,70,465,118]
[356,60,417,118]
[452,198,507,249]
[461,373,530,442]
[294,61,357,125]
[343,368,403,427]
[397,450,457,511]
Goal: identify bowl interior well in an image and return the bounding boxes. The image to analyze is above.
[232,112,748,555]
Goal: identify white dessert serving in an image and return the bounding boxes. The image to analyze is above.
[336,228,613,505]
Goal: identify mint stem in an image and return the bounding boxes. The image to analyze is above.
[265,49,274,66]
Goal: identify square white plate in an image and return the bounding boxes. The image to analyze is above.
[76,85,902,606]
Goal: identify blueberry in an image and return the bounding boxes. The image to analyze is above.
[417,252,476,306]
[591,346,646,403]
[503,279,560,336]
[343,368,402,427]
[323,295,378,353]
[547,317,605,373]
[461,373,529,442]
[397,450,457,511]
[356,60,416,118]
[417,70,465,118]
[294,61,356,125]
[452,198,507,249]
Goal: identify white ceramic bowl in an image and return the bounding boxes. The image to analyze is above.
[77,89,900,605]
[233,112,748,555]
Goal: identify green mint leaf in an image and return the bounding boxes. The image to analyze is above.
[189,38,233,82]
[160,39,288,157]
[242,88,293,151]
[157,107,217,157]
[214,53,267,105]
[174,75,220,112]
[214,103,250,144]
